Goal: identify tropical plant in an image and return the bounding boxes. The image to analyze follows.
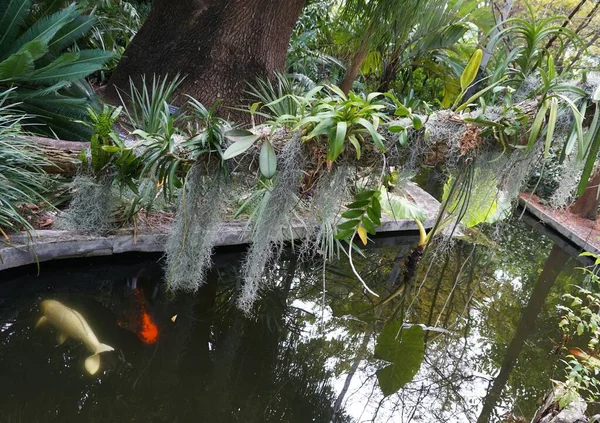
[487,1,584,80]
[117,74,183,134]
[0,1,114,140]
[556,252,600,408]
[0,90,50,236]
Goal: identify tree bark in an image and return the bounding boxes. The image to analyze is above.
[106,0,304,120]
[570,165,600,221]
[27,136,87,176]
[340,32,372,95]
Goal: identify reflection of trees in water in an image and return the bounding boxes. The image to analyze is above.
[305,219,575,422]
[0,220,582,423]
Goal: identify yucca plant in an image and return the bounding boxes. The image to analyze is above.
[0,90,50,237]
[0,1,114,140]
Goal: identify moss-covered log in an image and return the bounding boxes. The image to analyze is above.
[26,136,87,176]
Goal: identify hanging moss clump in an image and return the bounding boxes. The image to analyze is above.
[56,175,118,233]
[164,165,227,292]
[238,133,304,314]
[300,164,351,262]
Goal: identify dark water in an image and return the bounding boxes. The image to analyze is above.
[0,214,590,422]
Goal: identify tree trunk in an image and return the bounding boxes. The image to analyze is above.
[570,165,600,221]
[27,136,87,176]
[340,32,371,95]
[106,0,304,120]
[377,48,403,93]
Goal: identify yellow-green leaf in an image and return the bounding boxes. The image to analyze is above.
[460,49,483,92]
[357,225,368,245]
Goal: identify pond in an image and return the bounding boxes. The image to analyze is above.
[0,214,589,422]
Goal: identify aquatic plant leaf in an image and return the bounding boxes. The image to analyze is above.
[375,323,424,397]
[379,186,427,221]
[442,169,499,228]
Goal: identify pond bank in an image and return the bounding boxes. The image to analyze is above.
[0,183,439,271]
[519,193,600,255]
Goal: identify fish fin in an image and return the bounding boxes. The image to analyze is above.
[57,332,68,345]
[35,316,48,329]
[84,354,101,375]
[96,343,114,354]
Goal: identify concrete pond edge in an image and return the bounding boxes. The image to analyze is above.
[0,183,440,271]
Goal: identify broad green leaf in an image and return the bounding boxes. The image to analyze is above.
[460,48,483,92]
[375,323,424,397]
[259,140,277,179]
[442,169,499,227]
[388,125,405,133]
[412,115,423,130]
[379,186,427,221]
[224,129,259,143]
[341,209,364,219]
[337,219,361,231]
[346,200,370,209]
[222,131,259,160]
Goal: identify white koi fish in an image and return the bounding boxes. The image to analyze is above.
[36,299,114,375]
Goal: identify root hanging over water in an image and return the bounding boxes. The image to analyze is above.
[238,133,304,314]
[164,165,226,292]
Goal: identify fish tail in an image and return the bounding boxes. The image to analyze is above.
[96,343,114,354]
[84,353,101,375]
[84,344,114,375]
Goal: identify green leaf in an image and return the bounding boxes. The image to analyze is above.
[0,50,34,79]
[331,120,347,161]
[361,216,376,234]
[412,115,423,130]
[367,207,381,226]
[346,200,370,209]
[460,48,483,92]
[222,130,259,160]
[348,134,361,160]
[337,219,360,231]
[354,190,376,201]
[379,186,427,221]
[334,229,356,240]
[356,118,385,151]
[398,130,408,147]
[341,209,364,219]
[527,100,549,153]
[0,0,32,55]
[375,323,425,397]
[259,139,277,179]
[388,125,405,133]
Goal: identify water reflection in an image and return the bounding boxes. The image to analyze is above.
[0,218,588,422]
